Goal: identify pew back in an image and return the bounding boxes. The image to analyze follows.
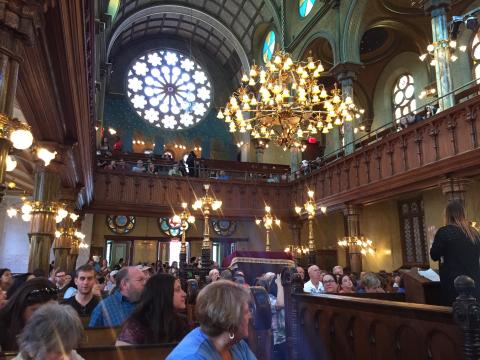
[79,327,120,348]
[291,293,462,360]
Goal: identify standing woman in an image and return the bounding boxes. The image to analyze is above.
[430,200,480,305]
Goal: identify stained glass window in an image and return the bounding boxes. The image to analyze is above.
[106,215,136,234]
[262,31,276,63]
[126,49,212,130]
[393,74,416,120]
[472,30,480,83]
[159,217,189,237]
[299,0,316,17]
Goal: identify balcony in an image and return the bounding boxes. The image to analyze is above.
[291,94,480,207]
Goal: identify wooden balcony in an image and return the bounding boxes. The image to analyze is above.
[89,170,292,219]
[292,95,480,207]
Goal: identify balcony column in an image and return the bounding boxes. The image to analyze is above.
[0,1,42,201]
[252,138,269,163]
[28,167,61,274]
[440,177,469,205]
[53,199,75,272]
[424,0,455,110]
[343,204,362,273]
[332,63,362,156]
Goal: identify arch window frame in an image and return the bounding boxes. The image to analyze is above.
[392,73,416,121]
[470,27,480,83]
[262,30,276,64]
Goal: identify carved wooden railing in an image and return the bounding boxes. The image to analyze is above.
[292,95,480,207]
[90,171,292,218]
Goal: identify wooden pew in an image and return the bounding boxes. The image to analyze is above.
[79,343,176,360]
[283,273,463,360]
[79,327,120,347]
[0,343,176,360]
[339,292,405,302]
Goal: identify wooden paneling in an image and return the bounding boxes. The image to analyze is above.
[293,96,480,207]
[89,172,292,219]
[291,294,462,360]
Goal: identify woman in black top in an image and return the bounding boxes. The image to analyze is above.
[430,200,480,305]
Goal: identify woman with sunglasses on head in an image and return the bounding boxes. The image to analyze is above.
[0,277,58,351]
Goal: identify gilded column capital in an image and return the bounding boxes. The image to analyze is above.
[424,0,452,14]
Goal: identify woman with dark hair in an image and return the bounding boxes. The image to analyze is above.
[431,200,480,305]
[0,277,58,351]
[116,273,188,345]
[338,274,355,294]
[0,268,13,292]
[6,273,35,299]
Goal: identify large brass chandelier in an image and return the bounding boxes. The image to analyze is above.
[217,51,364,151]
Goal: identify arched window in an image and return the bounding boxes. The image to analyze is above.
[471,30,480,82]
[126,49,212,130]
[262,31,276,64]
[299,0,316,17]
[393,74,416,120]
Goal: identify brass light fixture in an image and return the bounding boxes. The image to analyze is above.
[419,39,466,65]
[192,184,222,267]
[217,52,364,151]
[256,205,281,252]
[338,235,376,255]
[173,202,195,267]
[295,190,326,263]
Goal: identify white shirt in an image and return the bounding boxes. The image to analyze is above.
[304,280,324,295]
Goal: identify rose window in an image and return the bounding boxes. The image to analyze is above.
[127,49,212,130]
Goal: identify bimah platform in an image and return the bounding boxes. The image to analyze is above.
[401,267,442,305]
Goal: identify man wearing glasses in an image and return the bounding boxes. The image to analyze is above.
[89,266,146,327]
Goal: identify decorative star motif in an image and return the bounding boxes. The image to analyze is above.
[193,71,207,84]
[197,86,210,101]
[165,52,178,65]
[180,113,194,126]
[133,62,148,76]
[162,115,177,129]
[132,95,147,109]
[147,52,162,66]
[128,77,143,92]
[145,108,159,123]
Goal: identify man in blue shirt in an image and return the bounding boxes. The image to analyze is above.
[89,266,146,327]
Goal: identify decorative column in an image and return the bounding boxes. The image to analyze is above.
[0,1,41,200]
[453,275,480,359]
[440,177,469,205]
[425,0,455,110]
[290,223,301,247]
[290,148,301,173]
[332,63,362,155]
[252,138,269,163]
[343,204,362,273]
[53,202,75,272]
[28,168,61,274]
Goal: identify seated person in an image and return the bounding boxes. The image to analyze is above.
[89,266,146,327]
[116,273,188,345]
[217,170,229,180]
[338,274,355,294]
[167,281,256,360]
[15,303,83,360]
[105,160,116,170]
[322,274,338,294]
[132,160,145,172]
[363,272,385,293]
[304,265,324,294]
[268,274,286,360]
[207,269,220,283]
[392,273,405,293]
[0,278,58,351]
[146,160,156,174]
[168,163,182,176]
[63,264,99,317]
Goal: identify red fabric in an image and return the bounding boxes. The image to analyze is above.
[222,251,294,268]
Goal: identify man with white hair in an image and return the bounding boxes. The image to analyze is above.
[89,266,146,327]
[303,265,324,295]
[208,269,220,283]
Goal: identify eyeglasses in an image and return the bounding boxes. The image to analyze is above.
[26,287,58,304]
[323,279,336,284]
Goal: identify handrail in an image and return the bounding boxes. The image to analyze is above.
[292,78,480,178]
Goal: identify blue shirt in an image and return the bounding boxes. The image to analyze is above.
[166,327,257,360]
[88,290,137,327]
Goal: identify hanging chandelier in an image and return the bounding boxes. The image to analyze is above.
[217,51,364,151]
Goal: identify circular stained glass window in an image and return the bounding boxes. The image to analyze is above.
[262,31,276,64]
[212,219,237,236]
[158,217,189,237]
[106,215,136,234]
[299,0,316,17]
[393,74,416,120]
[126,49,212,130]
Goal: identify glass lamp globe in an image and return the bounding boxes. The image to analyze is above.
[6,155,17,172]
[10,129,33,150]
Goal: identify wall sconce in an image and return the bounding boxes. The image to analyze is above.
[6,155,17,172]
[37,148,57,166]
[419,40,466,66]
[419,86,437,99]
[108,128,117,135]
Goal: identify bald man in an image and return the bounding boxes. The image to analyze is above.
[303,265,324,295]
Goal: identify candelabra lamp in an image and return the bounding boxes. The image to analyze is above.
[295,190,326,264]
[54,212,86,273]
[256,205,281,251]
[192,184,222,269]
[284,244,309,262]
[173,202,195,268]
[337,236,375,255]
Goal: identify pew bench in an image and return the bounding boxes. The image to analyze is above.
[79,327,121,348]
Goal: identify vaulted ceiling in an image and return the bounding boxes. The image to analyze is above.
[106,0,279,82]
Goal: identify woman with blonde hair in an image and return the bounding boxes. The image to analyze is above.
[430,200,480,305]
[167,280,256,359]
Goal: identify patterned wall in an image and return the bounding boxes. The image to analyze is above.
[104,94,238,161]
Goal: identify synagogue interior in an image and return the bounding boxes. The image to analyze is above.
[1,0,480,359]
